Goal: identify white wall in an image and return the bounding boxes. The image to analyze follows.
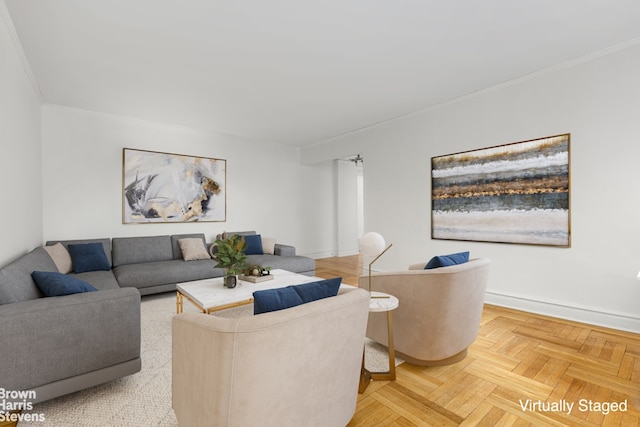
[0,8,42,265]
[335,159,360,256]
[41,105,334,256]
[301,43,640,332]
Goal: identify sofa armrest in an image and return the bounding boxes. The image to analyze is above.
[274,243,295,257]
[0,287,141,391]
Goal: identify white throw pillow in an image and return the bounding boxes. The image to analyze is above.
[261,237,276,255]
[44,242,73,274]
[179,238,211,261]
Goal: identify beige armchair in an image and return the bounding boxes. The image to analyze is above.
[359,258,490,366]
[172,286,370,427]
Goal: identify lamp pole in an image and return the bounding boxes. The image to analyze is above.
[368,243,392,296]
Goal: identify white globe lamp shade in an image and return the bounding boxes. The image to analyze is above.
[359,232,386,257]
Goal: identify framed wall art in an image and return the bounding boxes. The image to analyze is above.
[122,148,226,223]
[431,134,570,247]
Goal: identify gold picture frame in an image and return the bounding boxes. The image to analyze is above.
[431,134,570,247]
[122,148,226,223]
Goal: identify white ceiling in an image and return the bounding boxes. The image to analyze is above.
[5,1,640,147]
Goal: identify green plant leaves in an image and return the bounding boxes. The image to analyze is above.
[213,234,248,275]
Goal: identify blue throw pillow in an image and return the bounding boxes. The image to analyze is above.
[67,243,111,273]
[253,277,342,314]
[424,251,470,269]
[31,271,97,297]
[244,234,264,255]
[291,278,342,303]
[253,287,304,314]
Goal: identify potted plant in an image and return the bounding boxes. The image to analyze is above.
[213,234,247,288]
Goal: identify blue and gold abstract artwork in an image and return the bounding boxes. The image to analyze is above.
[431,134,570,246]
[123,148,226,223]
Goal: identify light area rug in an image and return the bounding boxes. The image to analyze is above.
[21,292,403,426]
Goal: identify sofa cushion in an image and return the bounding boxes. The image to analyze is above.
[47,238,113,266]
[424,251,470,269]
[113,259,222,289]
[178,238,211,261]
[0,247,57,304]
[112,235,173,266]
[253,287,303,314]
[43,242,73,274]
[68,243,111,273]
[244,234,263,255]
[253,277,341,314]
[293,277,342,302]
[171,234,207,260]
[262,237,276,255]
[71,270,121,291]
[31,271,97,297]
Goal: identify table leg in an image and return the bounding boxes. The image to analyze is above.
[386,310,396,380]
[176,291,183,314]
[358,348,372,393]
[371,310,396,381]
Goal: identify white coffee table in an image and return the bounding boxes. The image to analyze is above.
[175,269,323,314]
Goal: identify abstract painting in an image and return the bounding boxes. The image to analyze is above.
[431,134,570,246]
[123,148,226,223]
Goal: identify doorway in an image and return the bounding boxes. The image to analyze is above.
[335,154,364,256]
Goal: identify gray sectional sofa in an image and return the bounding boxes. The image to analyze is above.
[45,231,315,296]
[0,231,314,403]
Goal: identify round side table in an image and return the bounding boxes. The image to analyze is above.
[359,291,399,393]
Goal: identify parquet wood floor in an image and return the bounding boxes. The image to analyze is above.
[316,255,640,426]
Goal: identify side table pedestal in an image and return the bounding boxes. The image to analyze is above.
[359,291,399,393]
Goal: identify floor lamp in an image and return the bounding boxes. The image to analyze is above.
[359,232,392,294]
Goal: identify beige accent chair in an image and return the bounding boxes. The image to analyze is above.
[172,286,370,427]
[359,258,490,366]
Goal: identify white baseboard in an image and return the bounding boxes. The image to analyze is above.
[485,290,640,334]
[303,251,336,259]
[303,249,360,259]
[336,249,359,257]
